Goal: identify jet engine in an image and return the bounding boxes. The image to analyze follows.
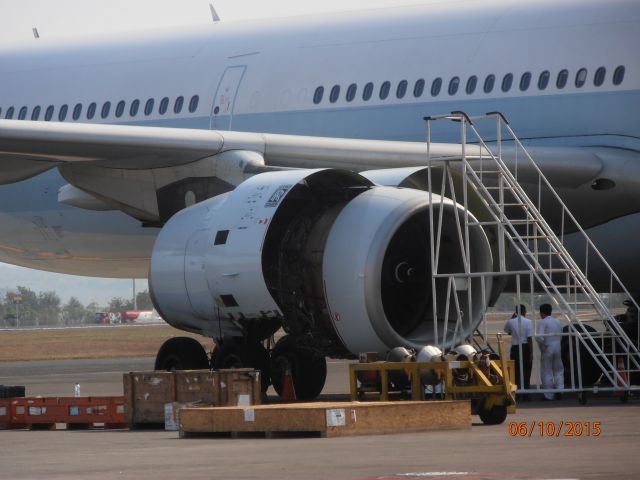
[149,168,493,360]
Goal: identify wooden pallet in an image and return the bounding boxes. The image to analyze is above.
[179,400,470,438]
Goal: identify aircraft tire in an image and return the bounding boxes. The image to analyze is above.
[213,339,271,392]
[271,335,327,401]
[154,337,210,371]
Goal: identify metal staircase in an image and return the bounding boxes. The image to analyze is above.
[424,111,640,394]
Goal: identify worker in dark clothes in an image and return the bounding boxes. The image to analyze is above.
[504,304,533,400]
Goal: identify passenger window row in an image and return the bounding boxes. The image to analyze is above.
[1,94,200,121]
[312,66,625,104]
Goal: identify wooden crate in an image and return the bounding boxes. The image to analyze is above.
[123,370,217,426]
[179,400,469,438]
[213,369,261,407]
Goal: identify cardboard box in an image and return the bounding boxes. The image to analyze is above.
[213,369,261,407]
[124,370,216,426]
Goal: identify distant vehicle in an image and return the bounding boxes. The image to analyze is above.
[119,310,160,323]
[94,312,121,325]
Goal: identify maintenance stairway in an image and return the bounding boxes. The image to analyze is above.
[424,111,640,396]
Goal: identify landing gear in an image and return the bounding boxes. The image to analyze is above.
[154,337,210,371]
[270,335,327,400]
[213,338,271,392]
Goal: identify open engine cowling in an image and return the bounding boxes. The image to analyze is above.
[149,168,493,357]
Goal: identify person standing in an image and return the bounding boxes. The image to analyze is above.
[536,303,564,400]
[504,304,533,399]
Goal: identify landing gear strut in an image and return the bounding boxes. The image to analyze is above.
[270,335,327,400]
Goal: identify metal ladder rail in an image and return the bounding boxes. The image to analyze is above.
[460,115,640,383]
[459,165,635,387]
[429,112,640,386]
[473,114,640,367]
[471,114,640,382]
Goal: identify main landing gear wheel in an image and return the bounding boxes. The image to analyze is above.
[213,339,271,393]
[154,337,210,371]
[270,335,327,401]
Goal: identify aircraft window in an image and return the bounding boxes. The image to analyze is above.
[44,106,54,121]
[31,106,41,121]
[501,73,513,92]
[159,97,169,114]
[346,83,357,102]
[483,74,495,93]
[129,99,140,117]
[413,79,425,97]
[613,65,625,85]
[538,70,550,90]
[379,81,391,100]
[448,76,459,95]
[115,100,126,118]
[144,98,155,115]
[556,69,568,89]
[430,77,442,96]
[101,101,111,119]
[575,68,587,88]
[465,75,477,94]
[519,72,532,91]
[174,96,184,113]
[6,107,14,119]
[362,82,374,101]
[86,102,96,120]
[73,103,83,120]
[396,80,408,99]
[593,67,606,87]
[189,95,199,113]
[329,85,340,103]
[18,106,28,120]
[59,104,68,121]
[313,86,324,104]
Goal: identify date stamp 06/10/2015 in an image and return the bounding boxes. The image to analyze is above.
[508,420,602,437]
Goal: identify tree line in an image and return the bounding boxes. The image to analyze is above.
[0,286,153,327]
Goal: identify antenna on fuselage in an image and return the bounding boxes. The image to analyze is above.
[209,3,221,22]
[32,27,40,39]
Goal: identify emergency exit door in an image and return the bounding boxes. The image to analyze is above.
[210,65,246,130]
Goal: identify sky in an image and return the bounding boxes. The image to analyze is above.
[0,0,432,305]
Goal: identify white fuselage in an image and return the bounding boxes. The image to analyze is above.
[0,0,639,280]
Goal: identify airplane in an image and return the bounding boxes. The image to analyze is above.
[0,0,638,398]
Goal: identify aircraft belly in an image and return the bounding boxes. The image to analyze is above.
[0,170,156,278]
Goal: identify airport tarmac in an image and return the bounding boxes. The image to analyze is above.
[1,357,639,479]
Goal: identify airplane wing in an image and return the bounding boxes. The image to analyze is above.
[0,119,612,224]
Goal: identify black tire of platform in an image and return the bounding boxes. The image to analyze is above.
[270,335,327,401]
[213,340,271,392]
[479,405,508,425]
[154,337,210,371]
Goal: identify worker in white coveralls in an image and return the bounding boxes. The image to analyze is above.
[536,303,564,400]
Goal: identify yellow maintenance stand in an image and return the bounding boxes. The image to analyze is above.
[349,337,517,425]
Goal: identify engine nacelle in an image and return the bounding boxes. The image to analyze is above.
[150,168,493,357]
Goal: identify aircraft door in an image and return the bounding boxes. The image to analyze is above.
[210,65,247,130]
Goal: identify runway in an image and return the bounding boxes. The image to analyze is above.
[0,357,639,479]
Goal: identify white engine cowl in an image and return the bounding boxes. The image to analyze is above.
[149,168,493,357]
